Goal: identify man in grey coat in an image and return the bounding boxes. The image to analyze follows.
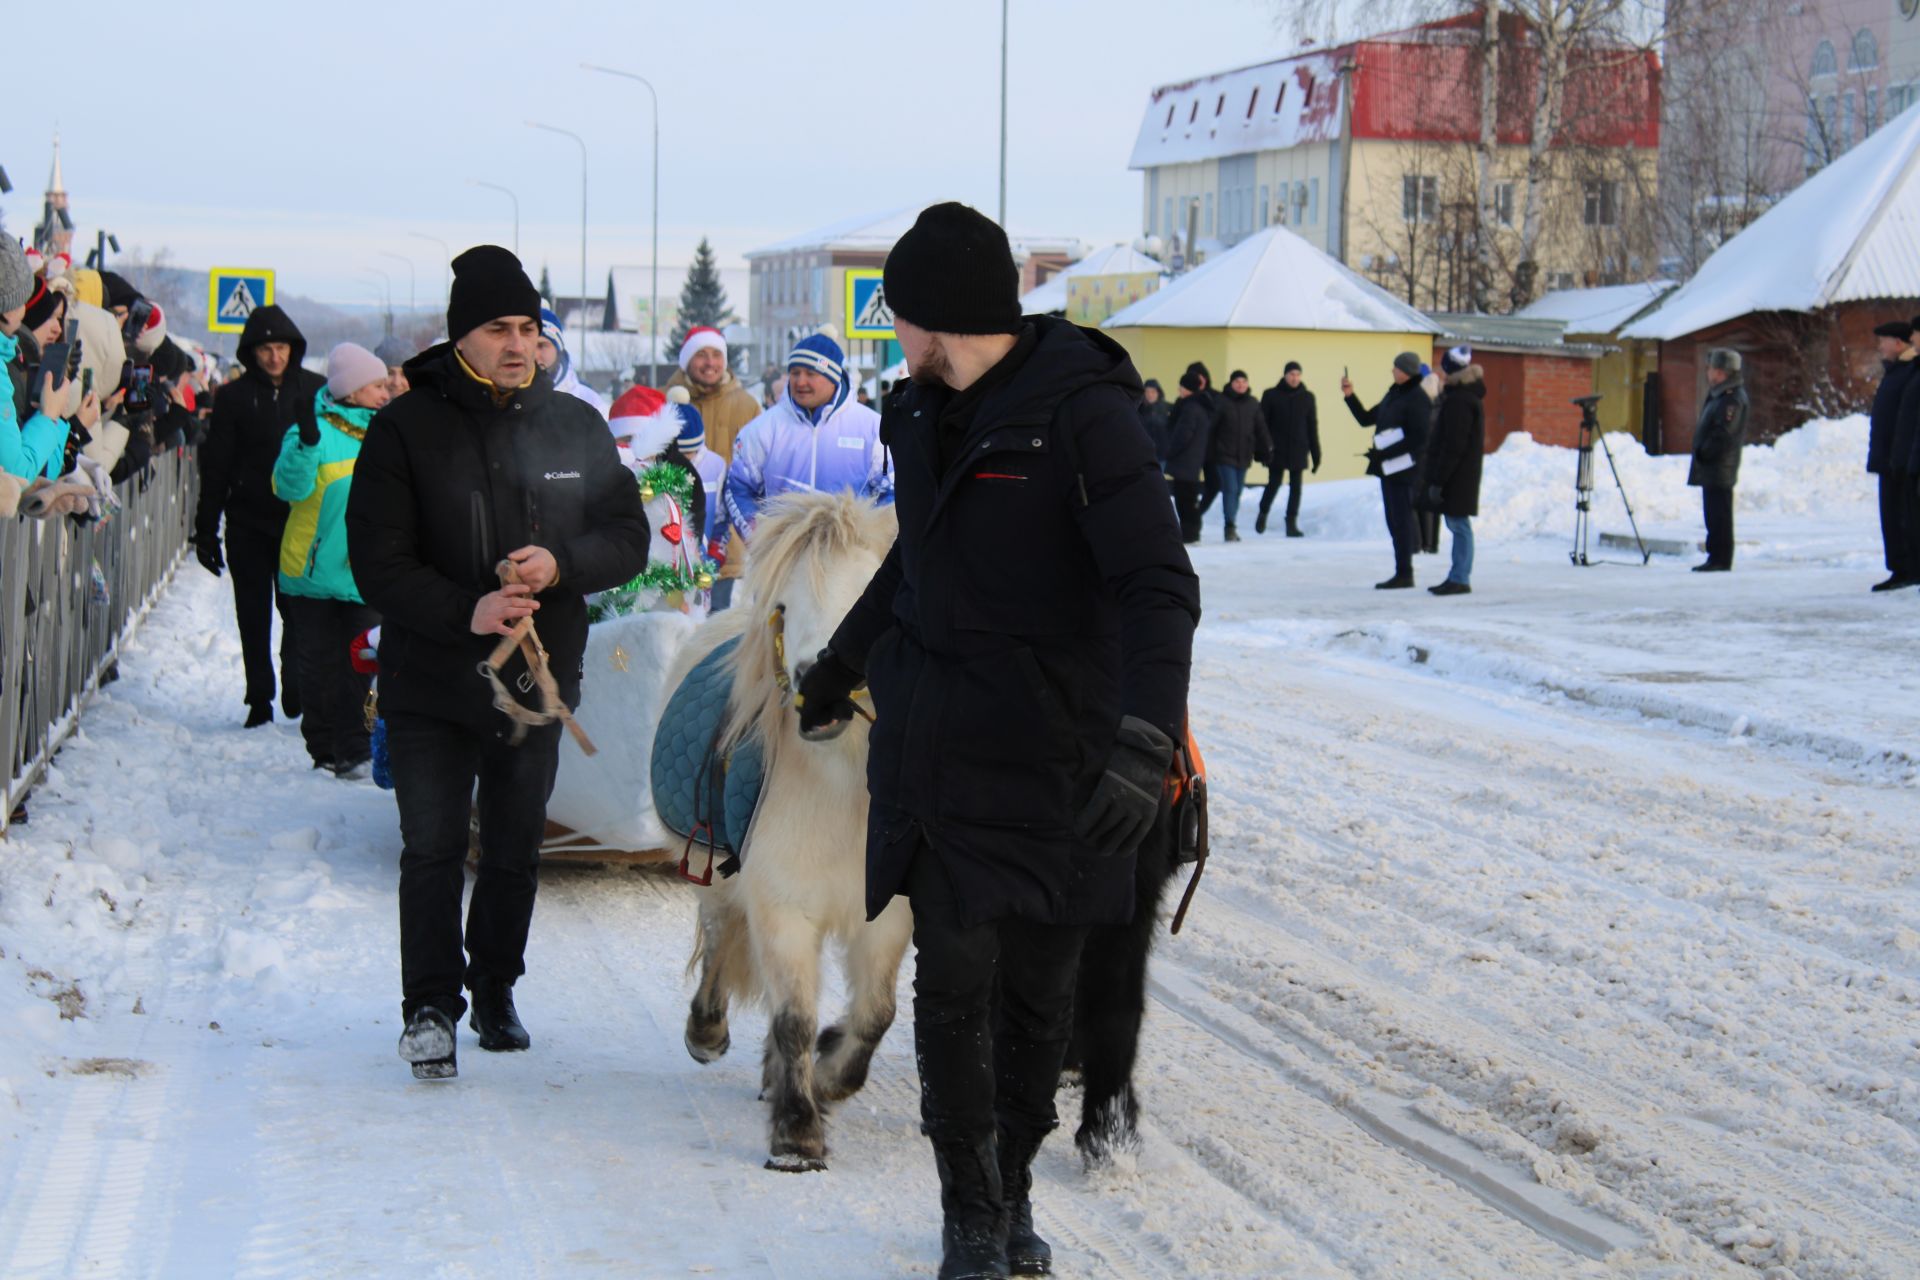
[1688,348,1749,573]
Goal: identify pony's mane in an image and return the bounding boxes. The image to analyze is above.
[721,492,896,752]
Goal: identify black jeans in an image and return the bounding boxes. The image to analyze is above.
[283,594,378,767]
[1171,479,1205,543]
[1380,479,1416,577]
[1701,485,1735,568]
[224,524,298,714]
[1879,473,1916,578]
[388,713,562,1020]
[905,847,1089,1145]
[1258,467,1304,525]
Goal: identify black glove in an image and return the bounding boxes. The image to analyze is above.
[1426,485,1444,509]
[195,537,225,577]
[794,648,863,741]
[1311,459,1320,474]
[1074,716,1175,857]
[296,397,320,447]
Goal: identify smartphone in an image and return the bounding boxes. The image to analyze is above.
[82,367,95,397]
[34,341,71,409]
[64,318,78,345]
[127,365,154,411]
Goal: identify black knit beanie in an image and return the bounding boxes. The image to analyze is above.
[883,202,1021,335]
[447,245,542,340]
[1178,371,1203,393]
[100,271,139,311]
[23,282,64,331]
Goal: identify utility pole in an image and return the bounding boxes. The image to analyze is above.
[470,179,521,257]
[582,65,662,384]
[527,122,589,351]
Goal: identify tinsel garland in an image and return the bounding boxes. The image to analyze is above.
[637,461,694,507]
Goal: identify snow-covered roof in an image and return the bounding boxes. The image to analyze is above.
[1103,225,1436,334]
[1130,50,1344,170]
[1623,102,1920,340]
[1018,244,1165,313]
[1514,281,1674,335]
[747,207,1082,261]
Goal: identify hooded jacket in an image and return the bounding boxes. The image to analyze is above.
[1207,386,1269,471]
[344,345,650,732]
[272,388,374,602]
[1422,365,1486,518]
[1259,379,1321,472]
[826,316,1200,928]
[721,391,892,547]
[1162,393,1212,482]
[1687,374,1749,489]
[196,305,327,544]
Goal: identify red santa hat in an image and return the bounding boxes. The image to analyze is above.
[608,384,679,460]
[677,326,727,372]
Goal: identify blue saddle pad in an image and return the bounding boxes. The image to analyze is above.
[651,637,765,862]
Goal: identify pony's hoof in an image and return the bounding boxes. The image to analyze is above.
[764,1152,828,1173]
[685,1030,730,1064]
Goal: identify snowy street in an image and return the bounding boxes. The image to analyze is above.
[2,428,1918,1278]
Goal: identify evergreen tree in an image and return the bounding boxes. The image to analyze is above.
[668,237,734,358]
[538,264,554,306]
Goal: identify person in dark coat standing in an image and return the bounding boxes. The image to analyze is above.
[1420,346,1486,596]
[345,246,649,1080]
[1688,348,1749,572]
[1137,378,1171,465]
[1866,321,1918,591]
[1342,352,1431,589]
[1163,373,1212,544]
[195,304,327,726]
[1205,370,1267,542]
[1255,361,1320,536]
[793,203,1198,1280]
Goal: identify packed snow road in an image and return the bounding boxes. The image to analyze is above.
[2,503,1917,1277]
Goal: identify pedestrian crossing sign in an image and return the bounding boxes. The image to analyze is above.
[845,269,894,340]
[207,268,276,334]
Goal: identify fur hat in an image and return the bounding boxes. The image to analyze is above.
[1707,348,1742,374]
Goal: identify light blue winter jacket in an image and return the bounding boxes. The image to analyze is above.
[0,330,71,481]
[721,393,892,544]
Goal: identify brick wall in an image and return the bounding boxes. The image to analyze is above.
[1431,345,1600,451]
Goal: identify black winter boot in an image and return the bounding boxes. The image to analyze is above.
[244,703,273,729]
[998,1127,1053,1276]
[1286,519,1304,538]
[469,978,531,1051]
[1375,572,1414,590]
[931,1134,1008,1279]
[398,1004,457,1080]
[1254,510,1268,535]
[1224,524,1241,543]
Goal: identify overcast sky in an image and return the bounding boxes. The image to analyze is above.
[2,0,1337,310]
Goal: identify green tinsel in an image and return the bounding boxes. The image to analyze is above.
[637,461,694,508]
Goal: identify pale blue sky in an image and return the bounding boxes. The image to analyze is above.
[4,0,1331,307]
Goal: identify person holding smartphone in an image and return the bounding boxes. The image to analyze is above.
[1342,352,1432,590]
[1,242,94,480]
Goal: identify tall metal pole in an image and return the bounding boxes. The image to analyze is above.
[410,232,452,309]
[582,65,661,384]
[379,250,416,316]
[470,179,521,256]
[361,267,393,336]
[999,0,1009,226]
[528,121,589,347]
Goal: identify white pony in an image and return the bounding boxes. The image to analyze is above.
[663,491,911,1172]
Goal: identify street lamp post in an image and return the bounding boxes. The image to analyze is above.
[470,179,521,256]
[409,232,452,312]
[528,121,589,349]
[582,63,660,385]
[361,266,393,336]
[379,250,416,318]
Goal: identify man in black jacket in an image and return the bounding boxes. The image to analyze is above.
[794,204,1198,1280]
[1206,370,1267,542]
[1866,321,1917,591]
[1688,349,1749,573]
[1164,374,1212,543]
[1342,352,1431,589]
[1255,361,1320,537]
[195,304,326,726]
[345,246,648,1081]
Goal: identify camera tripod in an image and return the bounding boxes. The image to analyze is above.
[1570,394,1650,566]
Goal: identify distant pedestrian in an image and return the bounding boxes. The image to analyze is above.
[1688,349,1748,573]
[272,343,389,775]
[374,335,414,398]
[1255,361,1319,536]
[1421,346,1485,596]
[1866,320,1916,591]
[537,308,610,418]
[1206,369,1266,542]
[1342,352,1431,589]
[1414,361,1443,555]
[1138,378,1171,465]
[1165,372,1212,543]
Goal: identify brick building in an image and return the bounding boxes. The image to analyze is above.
[1426,314,1607,450]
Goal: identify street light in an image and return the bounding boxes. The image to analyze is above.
[409,231,452,310]
[361,266,393,336]
[582,63,660,385]
[470,179,521,256]
[379,250,416,317]
[527,121,588,349]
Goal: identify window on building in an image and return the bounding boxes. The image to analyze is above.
[1204,192,1214,235]
[1259,184,1270,228]
[1851,29,1878,72]
[1806,98,1823,168]
[1215,94,1225,117]
[1274,85,1286,112]
[1825,94,1840,143]
[1494,181,1516,227]
[1812,40,1837,79]
[1189,101,1199,124]
[1247,89,1259,118]
[1310,177,1321,225]
[1583,179,1621,227]
[1165,104,1175,128]
[1868,86,1881,134]
[1550,272,1578,292]
[1844,91,1856,148]
[1303,76,1316,107]
[1402,174,1438,223]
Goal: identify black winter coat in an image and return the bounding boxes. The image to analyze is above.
[1687,374,1749,489]
[1421,366,1485,518]
[1163,394,1212,482]
[345,345,650,734]
[1869,355,1918,475]
[1259,381,1320,471]
[829,317,1200,928]
[195,305,326,544]
[1207,388,1268,470]
[1345,379,1431,484]
[1138,398,1172,465]
[1892,359,1920,477]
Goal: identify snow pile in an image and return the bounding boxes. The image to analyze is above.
[1300,416,1875,549]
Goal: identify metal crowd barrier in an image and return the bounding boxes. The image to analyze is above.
[1,449,198,833]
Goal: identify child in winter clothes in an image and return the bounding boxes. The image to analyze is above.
[272,343,389,775]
